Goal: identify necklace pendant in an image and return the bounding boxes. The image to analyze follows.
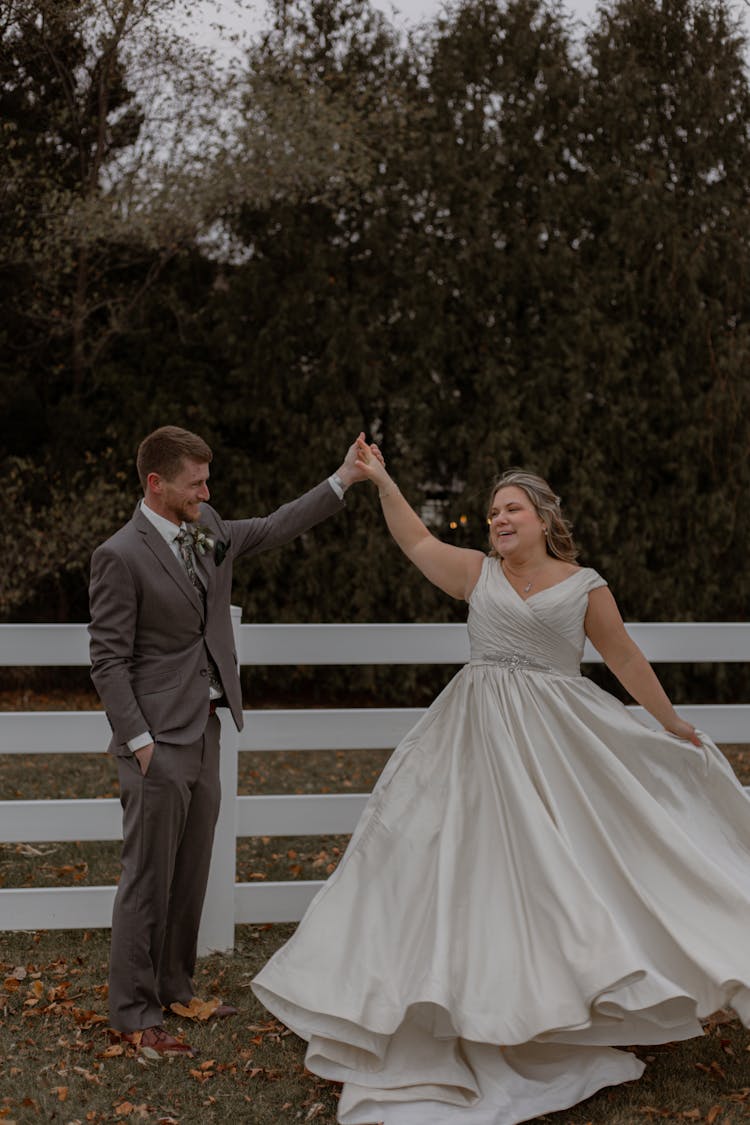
[523,581,533,593]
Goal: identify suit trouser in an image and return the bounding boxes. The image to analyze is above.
[108,714,221,1031]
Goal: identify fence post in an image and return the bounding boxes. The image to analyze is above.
[198,604,242,955]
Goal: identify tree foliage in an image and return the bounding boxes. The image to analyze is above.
[2,0,749,700]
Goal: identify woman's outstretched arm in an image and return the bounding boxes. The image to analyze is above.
[355,438,484,600]
[585,586,701,745]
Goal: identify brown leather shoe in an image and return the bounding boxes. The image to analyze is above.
[120,1024,197,1058]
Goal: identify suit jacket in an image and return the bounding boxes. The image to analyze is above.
[88,480,343,755]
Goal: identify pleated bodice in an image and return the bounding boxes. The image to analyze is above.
[467,557,607,677]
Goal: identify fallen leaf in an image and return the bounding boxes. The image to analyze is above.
[170,996,220,1021]
[706,1107,723,1124]
[114,1102,134,1117]
[72,1008,108,1028]
[51,1087,68,1102]
[704,1009,736,1027]
[72,1066,102,1084]
[98,1044,125,1058]
[189,1068,212,1084]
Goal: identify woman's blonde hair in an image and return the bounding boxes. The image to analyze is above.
[487,469,579,562]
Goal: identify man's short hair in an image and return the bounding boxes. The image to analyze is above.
[136,426,213,491]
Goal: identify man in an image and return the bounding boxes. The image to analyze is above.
[89,425,370,1057]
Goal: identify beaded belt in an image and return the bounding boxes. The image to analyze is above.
[470,652,553,674]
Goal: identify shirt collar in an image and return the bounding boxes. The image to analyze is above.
[140,499,186,546]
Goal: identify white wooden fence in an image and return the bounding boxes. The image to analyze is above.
[0,613,748,953]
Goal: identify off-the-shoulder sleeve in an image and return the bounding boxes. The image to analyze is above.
[580,568,608,595]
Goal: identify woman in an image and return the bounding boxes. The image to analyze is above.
[252,445,750,1125]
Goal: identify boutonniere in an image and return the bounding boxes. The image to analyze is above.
[190,525,215,556]
[214,539,230,567]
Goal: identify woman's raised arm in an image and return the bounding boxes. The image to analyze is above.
[355,439,484,600]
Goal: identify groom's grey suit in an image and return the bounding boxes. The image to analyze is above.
[89,481,343,1031]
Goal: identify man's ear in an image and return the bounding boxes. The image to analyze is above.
[147,471,164,494]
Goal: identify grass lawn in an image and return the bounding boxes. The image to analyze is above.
[1,690,749,1124]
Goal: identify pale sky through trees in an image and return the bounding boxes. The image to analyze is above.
[187,0,601,62]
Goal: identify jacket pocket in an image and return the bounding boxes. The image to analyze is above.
[132,671,181,696]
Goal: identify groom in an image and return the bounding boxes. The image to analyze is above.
[89,425,367,1056]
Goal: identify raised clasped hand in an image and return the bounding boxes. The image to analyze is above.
[337,432,385,487]
[354,435,388,486]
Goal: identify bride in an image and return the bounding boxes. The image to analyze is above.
[252,442,750,1125]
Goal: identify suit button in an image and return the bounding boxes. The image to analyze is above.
[199,669,208,677]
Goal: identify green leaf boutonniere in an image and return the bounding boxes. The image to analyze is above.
[190,525,215,556]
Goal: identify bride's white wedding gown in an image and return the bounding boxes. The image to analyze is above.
[252,559,750,1124]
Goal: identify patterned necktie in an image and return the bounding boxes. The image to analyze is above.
[176,530,223,697]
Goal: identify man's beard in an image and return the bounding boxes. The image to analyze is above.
[170,499,200,525]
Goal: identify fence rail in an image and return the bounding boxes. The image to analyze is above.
[1,617,748,951]
[2,621,750,666]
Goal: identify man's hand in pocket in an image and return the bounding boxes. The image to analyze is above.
[134,743,155,776]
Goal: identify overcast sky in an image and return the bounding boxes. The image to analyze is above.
[369,0,597,25]
[189,0,601,60]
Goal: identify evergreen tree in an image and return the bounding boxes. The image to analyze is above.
[572,0,750,623]
[3,0,748,711]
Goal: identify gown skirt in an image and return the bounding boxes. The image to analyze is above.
[252,560,750,1124]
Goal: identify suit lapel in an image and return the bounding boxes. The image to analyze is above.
[133,507,205,619]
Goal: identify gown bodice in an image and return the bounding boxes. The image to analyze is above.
[467,557,607,678]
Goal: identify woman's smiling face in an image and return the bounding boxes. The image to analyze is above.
[488,485,546,558]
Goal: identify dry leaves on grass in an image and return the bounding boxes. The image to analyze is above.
[113,1101,150,1118]
[169,996,221,1020]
